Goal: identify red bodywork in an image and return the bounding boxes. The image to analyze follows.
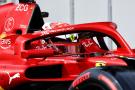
[0,1,134,90]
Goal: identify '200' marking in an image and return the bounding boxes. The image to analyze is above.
[15,4,29,12]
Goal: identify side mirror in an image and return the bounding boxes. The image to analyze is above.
[41,12,49,18]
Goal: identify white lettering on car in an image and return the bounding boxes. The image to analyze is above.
[4,17,14,32]
[82,41,93,47]
[15,4,29,12]
[41,27,74,36]
[0,39,11,49]
[6,72,20,84]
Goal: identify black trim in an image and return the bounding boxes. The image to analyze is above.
[25,65,62,79]
[28,4,44,33]
[19,0,35,3]
[119,57,135,68]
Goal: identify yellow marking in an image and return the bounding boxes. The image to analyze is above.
[69,34,75,42]
[96,61,106,67]
[0,33,6,39]
[0,86,4,90]
[119,56,126,58]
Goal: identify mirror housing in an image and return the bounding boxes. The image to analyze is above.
[19,0,35,3]
[41,12,49,18]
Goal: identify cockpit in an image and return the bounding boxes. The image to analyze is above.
[25,31,120,58]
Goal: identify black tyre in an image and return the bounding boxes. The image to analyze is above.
[47,85,67,90]
[69,66,135,90]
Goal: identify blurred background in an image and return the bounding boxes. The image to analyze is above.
[0,0,135,48]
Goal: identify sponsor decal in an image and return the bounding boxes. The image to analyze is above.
[4,17,14,32]
[41,27,74,36]
[15,4,29,12]
[72,72,90,87]
[96,61,106,67]
[20,24,27,29]
[35,45,47,50]
[0,39,11,49]
[6,72,20,84]
[42,22,70,30]
[41,30,49,36]
[82,41,93,47]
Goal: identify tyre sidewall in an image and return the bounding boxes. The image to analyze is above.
[69,69,122,90]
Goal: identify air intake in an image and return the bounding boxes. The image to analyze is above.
[25,65,62,79]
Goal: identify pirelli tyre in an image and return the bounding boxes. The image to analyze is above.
[69,66,135,90]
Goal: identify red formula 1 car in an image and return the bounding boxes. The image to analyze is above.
[0,0,135,90]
